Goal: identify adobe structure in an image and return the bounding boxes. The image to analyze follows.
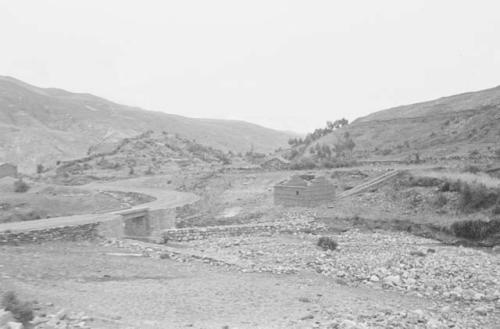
[0,163,17,179]
[273,174,336,207]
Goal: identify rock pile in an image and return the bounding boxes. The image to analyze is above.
[0,308,93,329]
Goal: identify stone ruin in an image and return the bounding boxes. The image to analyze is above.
[273,174,335,207]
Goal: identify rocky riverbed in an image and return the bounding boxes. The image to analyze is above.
[113,222,500,329]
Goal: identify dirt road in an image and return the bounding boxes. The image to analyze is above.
[0,176,199,233]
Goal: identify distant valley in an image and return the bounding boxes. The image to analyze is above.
[0,76,295,172]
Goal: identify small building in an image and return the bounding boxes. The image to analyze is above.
[0,163,17,179]
[274,174,335,207]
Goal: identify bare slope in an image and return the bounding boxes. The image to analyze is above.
[0,76,293,171]
[315,86,500,160]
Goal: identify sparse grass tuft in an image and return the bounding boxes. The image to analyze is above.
[451,219,500,240]
[13,179,30,193]
[457,181,499,213]
[1,291,34,324]
[317,236,338,251]
[462,165,481,174]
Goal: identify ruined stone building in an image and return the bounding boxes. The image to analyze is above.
[0,163,17,179]
[273,175,335,207]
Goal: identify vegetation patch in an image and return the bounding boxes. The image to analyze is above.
[457,181,499,213]
[13,179,30,193]
[1,291,34,324]
[450,219,500,240]
[317,236,338,251]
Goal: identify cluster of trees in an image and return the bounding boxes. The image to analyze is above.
[309,131,356,160]
[288,118,349,147]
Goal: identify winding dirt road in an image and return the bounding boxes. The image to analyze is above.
[0,176,199,233]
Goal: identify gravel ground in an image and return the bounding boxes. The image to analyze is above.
[1,221,499,328]
[0,241,446,329]
[159,227,500,328]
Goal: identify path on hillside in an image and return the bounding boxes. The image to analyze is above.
[0,176,199,233]
[328,169,402,207]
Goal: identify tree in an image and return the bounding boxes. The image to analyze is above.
[36,164,44,174]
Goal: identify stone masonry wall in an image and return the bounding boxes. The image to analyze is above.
[161,221,321,243]
[0,223,100,245]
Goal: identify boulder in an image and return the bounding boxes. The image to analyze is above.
[0,310,15,327]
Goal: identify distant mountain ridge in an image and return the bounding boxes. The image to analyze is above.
[356,85,500,123]
[0,76,295,172]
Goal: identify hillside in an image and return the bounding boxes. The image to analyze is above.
[304,86,500,163]
[0,76,294,172]
[47,131,232,185]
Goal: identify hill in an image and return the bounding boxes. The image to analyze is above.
[295,85,500,164]
[47,130,233,185]
[0,76,294,172]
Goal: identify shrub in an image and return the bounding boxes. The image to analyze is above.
[457,182,499,213]
[1,291,34,324]
[36,164,44,174]
[469,149,480,158]
[317,236,338,251]
[13,179,30,193]
[462,165,481,174]
[407,175,442,187]
[438,180,461,192]
[451,219,500,240]
[290,157,316,170]
[432,193,448,208]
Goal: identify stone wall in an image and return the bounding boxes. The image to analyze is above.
[0,223,100,245]
[161,221,320,242]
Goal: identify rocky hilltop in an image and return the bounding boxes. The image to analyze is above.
[0,76,294,172]
[47,130,232,185]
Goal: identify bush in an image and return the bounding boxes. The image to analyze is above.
[36,164,44,174]
[457,182,499,213]
[1,291,34,323]
[462,165,481,174]
[13,179,30,193]
[432,193,448,208]
[317,236,338,251]
[451,219,500,240]
[407,175,442,187]
[290,157,316,170]
[438,180,461,192]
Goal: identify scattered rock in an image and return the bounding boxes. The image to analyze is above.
[7,322,23,329]
[338,319,368,329]
[55,308,68,320]
[300,314,314,320]
[0,310,15,327]
[473,306,489,316]
[383,275,401,287]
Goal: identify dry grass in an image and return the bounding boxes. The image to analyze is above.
[414,170,500,189]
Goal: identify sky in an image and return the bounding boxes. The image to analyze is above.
[0,0,499,133]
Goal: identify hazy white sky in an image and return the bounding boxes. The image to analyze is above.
[1,0,499,133]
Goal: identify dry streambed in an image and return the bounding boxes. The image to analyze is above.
[129,225,500,329]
